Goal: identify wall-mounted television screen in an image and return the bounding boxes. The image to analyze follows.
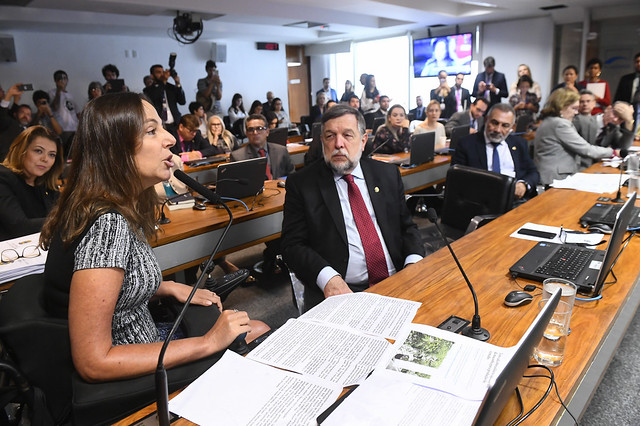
[413,33,473,78]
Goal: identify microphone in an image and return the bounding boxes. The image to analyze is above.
[155,170,234,426]
[158,191,193,224]
[367,138,391,157]
[426,208,490,341]
[611,152,628,204]
[174,170,222,204]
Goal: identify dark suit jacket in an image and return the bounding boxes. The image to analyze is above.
[444,110,483,137]
[430,89,456,118]
[614,72,638,103]
[446,87,472,115]
[169,129,220,158]
[472,71,508,108]
[281,158,425,309]
[409,106,425,121]
[143,82,186,124]
[0,106,24,162]
[229,142,294,179]
[452,131,539,197]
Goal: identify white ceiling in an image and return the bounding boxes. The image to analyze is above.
[0,0,639,44]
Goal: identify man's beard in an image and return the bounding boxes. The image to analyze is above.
[325,148,362,175]
[485,129,507,144]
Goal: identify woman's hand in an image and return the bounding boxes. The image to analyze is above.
[159,280,223,311]
[204,310,252,350]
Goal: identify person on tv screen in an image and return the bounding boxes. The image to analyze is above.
[421,38,454,77]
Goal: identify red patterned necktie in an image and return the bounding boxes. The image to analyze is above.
[343,174,389,286]
[258,148,272,180]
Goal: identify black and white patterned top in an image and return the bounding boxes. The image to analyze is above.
[74,212,161,346]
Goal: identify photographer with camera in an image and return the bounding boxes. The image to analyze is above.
[143,55,186,133]
[196,60,223,116]
[31,90,62,136]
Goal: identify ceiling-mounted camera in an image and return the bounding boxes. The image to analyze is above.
[169,11,203,45]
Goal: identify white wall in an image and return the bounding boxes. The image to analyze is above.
[0,32,289,115]
[482,17,555,104]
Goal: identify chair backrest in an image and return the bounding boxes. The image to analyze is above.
[441,164,516,232]
[515,114,532,134]
[0,274,72,422]
[372,117,386,134]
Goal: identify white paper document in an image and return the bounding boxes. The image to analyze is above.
[169,351,341,426]
[511,222,604,246]
[246,318,390,386]
[300,292,421,340]
[550,172,630,193]
[0,232,47,284]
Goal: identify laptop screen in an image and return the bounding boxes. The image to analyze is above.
[216,157,267,199]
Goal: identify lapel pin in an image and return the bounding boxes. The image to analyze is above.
[512,146,517,150]
[374,187,380,193]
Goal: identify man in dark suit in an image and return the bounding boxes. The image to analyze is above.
[613,52,640,133]
[143,64,185,133]
[444,98,488,137]
[169,114,221,161]
[448,73,472,114]
[230,114,294,179]
[472,56,508,109]
[0,84,31,161]
[409,96,425,121]
[452,103,539,201]
[282,105,424,310]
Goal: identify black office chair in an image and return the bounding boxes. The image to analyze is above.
[371,117,386,135]
[364,112,377,130]
[0,274,223,424]
[232,118,246,139]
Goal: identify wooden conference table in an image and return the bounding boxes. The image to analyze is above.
[153,153,451,274]
[130,161,640,425]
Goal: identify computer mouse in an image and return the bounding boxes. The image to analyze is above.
[504,291,533,307]
[587,223,612,234]
[192,202,206,211]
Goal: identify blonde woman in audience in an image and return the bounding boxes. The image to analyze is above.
[508,64,542,101]
[207,115,238,154]
[412,100,447,151]
[371,104,410,154]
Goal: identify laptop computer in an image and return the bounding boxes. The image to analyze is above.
[437,125,470,155]
[215,157,267,199]
[400,132,435,167]
[183,155,227,168]
[579,201,640,228]
[509,192,636,295]
[473,289,561,426]
[266,127,288,146]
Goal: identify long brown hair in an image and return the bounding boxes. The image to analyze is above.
[2,126,64,191]
[40,93,158,248]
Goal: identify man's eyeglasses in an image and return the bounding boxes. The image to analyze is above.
[1,246,41,264]
[246,126,268,134]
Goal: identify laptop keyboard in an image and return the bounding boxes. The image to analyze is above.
[535,246,592,280]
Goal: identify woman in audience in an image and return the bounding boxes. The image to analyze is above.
[0,126,63,241]
[227,93,246,126]
[265,111,278,129]
[413,100,447,151]
[578,58,611,115]
[271,98,291,129]
[360,74,380,114]
[430,70,453,118]
[371,104,410,154]
[40,92,266,382]
[508,64,542,101]
[87,81,103,101]
[534,89,615,185]
[206,114,238,153]
[551,65,585,94]
[509,75,539,120]
[340,80,354,103]
[248,100,263,116]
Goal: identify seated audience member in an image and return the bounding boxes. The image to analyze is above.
[573,90,601,144]
[281,104,424,309]
[444,98,488,137]
[310,92,326,123]
[170,114,221,161]
[0,126,63,241]
[373,96,390,120]
[40,93,266,383]
[371,104,410,154]
[87,81,103,101]
[578,58,611,115]
[412,100,447,151]
[248,100,263,116]
[271,97,291,129]
[430,70,455,118]
[452,104,539,201]
[102,64,128,93]
[230,114,294,179]
[508,64,542,101]
[508,75,539,120]
[262,91,274,113]
[207,115,238,154]
[534,89,616,185]
[551,65,585,95]
[227,93,246,127]
[348,94,362,113]
[1,84,32,161]
[188,101,208,135]
[360,74,380,114]
[340,80,354,103]
[409,95,426,121]
[265,111,278,129]
[31,90,62,136]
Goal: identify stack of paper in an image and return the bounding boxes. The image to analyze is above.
[0,232,47,284]
[551,172,629,193]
